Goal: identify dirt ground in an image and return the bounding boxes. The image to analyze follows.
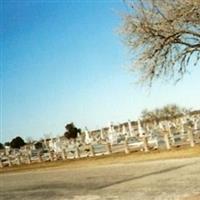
[1,146,200,200]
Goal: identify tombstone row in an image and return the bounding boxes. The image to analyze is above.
[1,114,200,168]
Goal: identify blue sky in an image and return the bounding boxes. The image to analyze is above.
[1,0,200,143]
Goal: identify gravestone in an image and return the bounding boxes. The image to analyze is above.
[37,151,42,162]
[122,124,127,136]
[84,127,93,144]
[128,120,134,137]
[159,121,171,150]
[138,120,149,152]
[61,148,67,160]
[108,122,118,145]
[184,117,195,147]
[0,159,3,168]
[106,142,112,154]
[8,156,12,167]
[100,129,105,140]
[124,136,130,154]
[16,154,22,165]
[26,153,31,164]
[90,144,95,157]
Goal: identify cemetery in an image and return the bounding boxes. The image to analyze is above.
[1,111,200,169]
[2,1,200,199]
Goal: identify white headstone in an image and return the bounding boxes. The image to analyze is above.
[108,122,118,144]
[128,120,134,137]
[84,127,92,144]
[100,129,105,140]
[122,124,127,135]
[138,119,145,137]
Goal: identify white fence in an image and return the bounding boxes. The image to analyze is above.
[1,115,200,168]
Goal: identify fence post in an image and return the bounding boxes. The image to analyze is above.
[106,142,112,154]
[54,152,59,161]
[26,153,31,164]
[90,144,95,157]
[169,128,175,145]
[49,151,54,161]
[143,136,149,152]
[16,154,22,165]
[0,159,3,168]
[61,148,67,160]
[38,152,42,163]
[76,146,80,158]
[188,127,195,147]
[8,156,12,167]
[164,131,171,150]
[124,138,130,154]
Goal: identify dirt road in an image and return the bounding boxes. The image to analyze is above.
[1,157,200,200]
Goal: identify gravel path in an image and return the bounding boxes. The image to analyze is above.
[1,157,200,200]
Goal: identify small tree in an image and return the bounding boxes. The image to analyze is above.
[64,123,81,140]
[10,136,26,149]
[120,0,200,85]
[4,142,10,147]
[0,143,4,150]
[34,141,43,149]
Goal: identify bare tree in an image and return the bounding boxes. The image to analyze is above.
[120,0,200,85]
[141,104,190,121]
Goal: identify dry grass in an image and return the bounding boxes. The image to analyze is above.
[1,144,200,174]
[183,194,200,200]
